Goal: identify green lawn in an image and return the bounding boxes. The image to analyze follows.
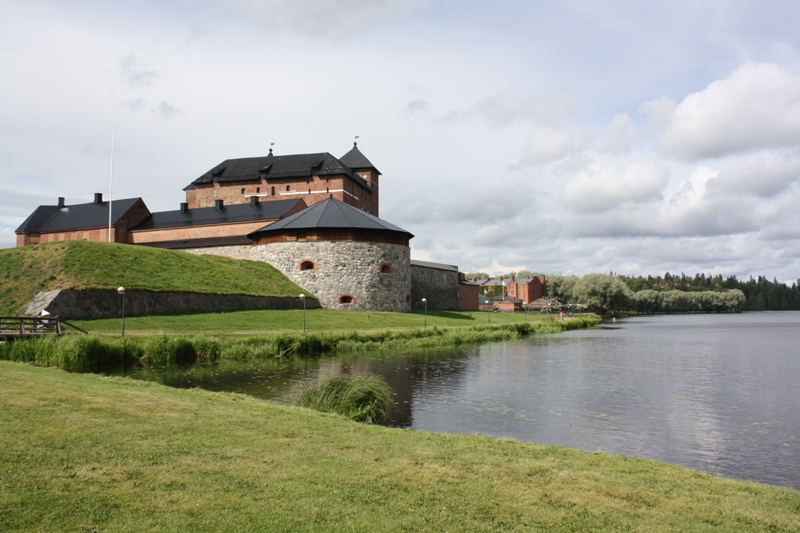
[70,308,564,334]
[0,241,308,315]
[1,361,798,532]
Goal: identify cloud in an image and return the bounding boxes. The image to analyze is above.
[707,149,800,198]
[205,0,432,37]
[151,101,184,120]
[121,99,147,113]
[516,126,572,166]
[438,90,575,128]
[601,113,634,155]
[443,181,533,224]
[403,99,430,116]
[659,62,800,160]
[119,53,158,86]
[560,160,669,214]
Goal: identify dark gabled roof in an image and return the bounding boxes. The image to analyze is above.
[131,198,305,231]
[490,295,523,304]
[185,152,370,191]
[15,205,62,233]
[410,259,459,272]
[18,198,143,233]
[339,143,381,175]
[248,198,413,239]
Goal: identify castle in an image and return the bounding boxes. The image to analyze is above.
[16,144,480,312]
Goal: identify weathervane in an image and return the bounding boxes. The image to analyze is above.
[269,142,275,155]
[354,135,359,147]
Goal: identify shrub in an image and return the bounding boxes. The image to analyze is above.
[299,374,395,424]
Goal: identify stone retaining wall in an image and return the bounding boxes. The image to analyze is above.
[410,264,462,309]
[21,288,318,319]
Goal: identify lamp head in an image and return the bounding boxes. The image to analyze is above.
[299,293,306,299]
[117,287,125,294]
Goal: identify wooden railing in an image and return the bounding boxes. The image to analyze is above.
[0,316,87,339]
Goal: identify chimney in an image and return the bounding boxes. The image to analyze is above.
[94,193,103,204]
[180,202,188,213]
[57,197,65,208]
[215,199,223,210]
[250,195,259,206]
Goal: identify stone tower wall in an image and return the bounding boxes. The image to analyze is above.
[251,241,411,312]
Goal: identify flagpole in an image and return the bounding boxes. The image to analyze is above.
[108,126,115,242]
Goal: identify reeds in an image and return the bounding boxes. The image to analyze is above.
[0,315,600,370]
[299,375,395,424]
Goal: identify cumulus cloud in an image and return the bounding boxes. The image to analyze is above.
[516,126,572,166]
[560,160,669,214]
[659,62,800,160]
[439,90,574,128]
[707,149,800,198]
[565,166,758,238]
[601,113,634,154]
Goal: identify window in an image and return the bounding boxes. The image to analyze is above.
[256,187,260,193]
[338,295,354,304]
[406,294,410,303]
[271,186,275,196]
[241,188,245,194]
[380,264,392,274]
[286,185,290,191]
[299,260,315,271]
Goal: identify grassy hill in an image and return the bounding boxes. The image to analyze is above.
[0,241,308,315]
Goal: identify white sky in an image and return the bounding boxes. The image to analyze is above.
[3,0,800,282]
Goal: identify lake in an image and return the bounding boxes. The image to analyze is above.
[105,312,800,490]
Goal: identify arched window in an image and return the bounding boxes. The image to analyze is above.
[271,186,275,196]
[380,264,392,274]
[241,188,245,194]
[338,295,354,304]
[406,294,410,303]
[256,187,260,193]
[299,260,315,271]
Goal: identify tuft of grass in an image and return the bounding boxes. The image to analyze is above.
[0,334,141,370]
[299,375,395,424]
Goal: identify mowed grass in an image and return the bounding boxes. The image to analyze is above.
[2,362,798,533]
[71,308,566,334]
[0,240,308,315]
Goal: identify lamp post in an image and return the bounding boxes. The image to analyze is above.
[117,287,125,337]
[421,298,427,328]
[485,299,490,324]
[299,293,306,334]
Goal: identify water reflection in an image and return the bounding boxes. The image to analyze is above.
[103,312,800,490]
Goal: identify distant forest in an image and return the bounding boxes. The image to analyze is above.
[615,273,800,312]
[467,270,800,312]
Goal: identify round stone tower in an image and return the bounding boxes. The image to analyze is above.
[248,198,413,312]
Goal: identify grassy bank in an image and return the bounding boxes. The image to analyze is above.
[0,240,308,315]
[0,316,600,370]
[1,361,798,532]
[71,307,580,334]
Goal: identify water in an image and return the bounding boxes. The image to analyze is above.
[105,312,800,489]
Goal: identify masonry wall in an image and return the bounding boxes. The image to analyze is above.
[410,265,461,310]
[251,241,410,312]
[131,220,275,244]
[459,283,480,310]
[181,244,253,260]
[186,174,377,215]
[21,288,318,319]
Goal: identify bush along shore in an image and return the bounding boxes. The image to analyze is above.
[0,315,599,370]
